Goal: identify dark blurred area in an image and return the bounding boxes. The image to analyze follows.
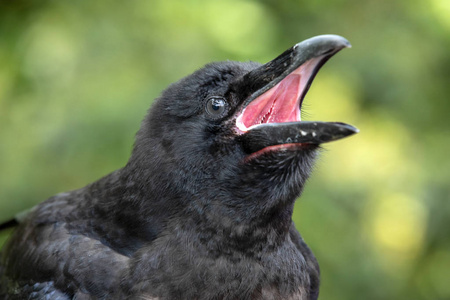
[0,1,449,299]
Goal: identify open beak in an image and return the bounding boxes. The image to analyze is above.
[234,35,359,154]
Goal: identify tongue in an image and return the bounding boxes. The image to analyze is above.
[240,73,302,129]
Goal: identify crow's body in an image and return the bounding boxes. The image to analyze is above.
[0,35,356,299]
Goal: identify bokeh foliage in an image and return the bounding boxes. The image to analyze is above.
[1,1,449,299]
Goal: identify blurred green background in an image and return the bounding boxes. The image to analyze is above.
[0,1,449,299]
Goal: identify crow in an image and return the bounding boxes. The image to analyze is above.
[0,35,357,300]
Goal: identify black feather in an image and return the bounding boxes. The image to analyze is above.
[0,54,334,299]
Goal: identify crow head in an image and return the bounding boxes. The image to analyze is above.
[127,35,357,230]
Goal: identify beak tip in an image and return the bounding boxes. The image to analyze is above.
[339,123,359,135]
[294,34,352,54]
[327,34,352,51]
[324,34,351,47]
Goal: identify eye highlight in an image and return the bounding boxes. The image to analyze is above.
[206,97,227,117]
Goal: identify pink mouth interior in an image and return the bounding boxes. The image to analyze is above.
[236,56,325,132]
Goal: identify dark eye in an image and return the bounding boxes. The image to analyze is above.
[206,97,227,117]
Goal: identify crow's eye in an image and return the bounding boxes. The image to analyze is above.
[206,97,227,117]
